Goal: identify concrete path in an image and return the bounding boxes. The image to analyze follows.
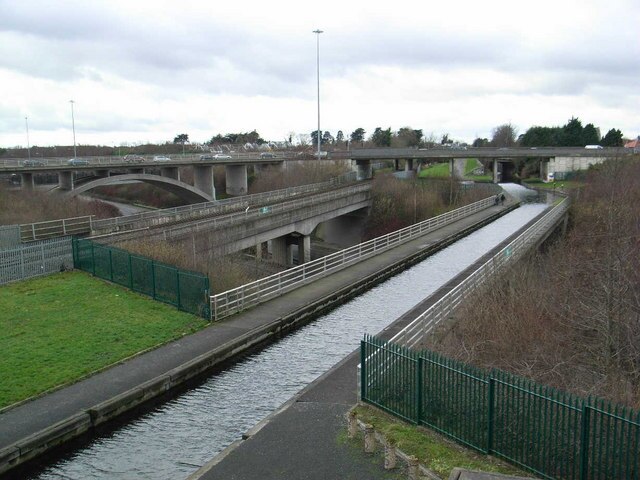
[192,198,543,480]
[0,200,517,476]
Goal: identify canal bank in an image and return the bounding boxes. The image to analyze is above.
[0,200,518,477]
[190,200,554,480]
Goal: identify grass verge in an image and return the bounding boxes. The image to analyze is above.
[353,404,530,479]
[0,271,208,409]
[418,163,450,178]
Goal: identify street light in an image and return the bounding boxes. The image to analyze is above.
[25,116,31,161]
[70,100,77,159]
[313,29,323,160]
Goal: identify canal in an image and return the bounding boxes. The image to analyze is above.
[27,187,547,479]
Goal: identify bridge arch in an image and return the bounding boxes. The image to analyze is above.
[63,173,214,203]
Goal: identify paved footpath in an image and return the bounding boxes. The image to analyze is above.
[0,201,517,477]
[190,200,534,480]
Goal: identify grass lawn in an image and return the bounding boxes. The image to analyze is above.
[353,405,529,479]
[0,271,208,409]
[418,162,450,178]
[463,158,482,175]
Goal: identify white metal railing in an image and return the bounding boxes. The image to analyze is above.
[155,182,371,242]
[90,171,357,234]
[19,216,95,242]
[389,195,570,349]
[210,195,499,320]
[14,172,357,241]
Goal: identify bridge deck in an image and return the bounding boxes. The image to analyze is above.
[0,200,516,476]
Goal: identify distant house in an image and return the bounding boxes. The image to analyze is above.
[624,136,640,152]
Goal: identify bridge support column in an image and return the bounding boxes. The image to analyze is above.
[255,241,269,261]
[394,159,399,171]
[160,166,180,181]
[271,235,293,266]
[58,171,74,190]
[297,234,311,264]
[225,164,248,196]
[492,159,500,183]
[193,165,216,199]
[405,158,414,172]
[355,159,372,180]
[21,173,34,190]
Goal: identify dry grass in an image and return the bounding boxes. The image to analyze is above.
[0,185,120,225]
[429,156,640,408]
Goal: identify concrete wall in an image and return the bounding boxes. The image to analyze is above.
[543,156,607,181]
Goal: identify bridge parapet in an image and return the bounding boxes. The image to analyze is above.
[210,195,500,320]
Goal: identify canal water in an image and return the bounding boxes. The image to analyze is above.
[28,188,548,480]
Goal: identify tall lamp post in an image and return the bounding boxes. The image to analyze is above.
[70,100,77,159]
[313,29,323,160]
[25,116,31,161]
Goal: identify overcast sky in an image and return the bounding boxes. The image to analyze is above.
[1,0,638,148]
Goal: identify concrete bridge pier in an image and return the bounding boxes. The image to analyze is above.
[405,158,414,172]
[394,159,400,171]
[255,241,269,260]
[296,234,311,264]
[193,165,216,199]
[492,159,500,183]
[271,236,293,266]
[271,234,311,266]
[160,167,180,181]
[226,165,248,196]
[355,159,373,181]
[21,173,35,190]
[58,171,74,190]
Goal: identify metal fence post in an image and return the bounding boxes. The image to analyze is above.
[128,252,133,289]
[108,249,114,282]
[176,269,181,310]
[151,261,156,299]
[91,241,96,276]
[579,404,591,480]
[416,356,423,425]
[360,339,367,401]
[486,377,495,454]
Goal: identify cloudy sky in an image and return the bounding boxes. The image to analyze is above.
[0,0,638,148]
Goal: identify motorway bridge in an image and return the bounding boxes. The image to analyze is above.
[1,146,630,198]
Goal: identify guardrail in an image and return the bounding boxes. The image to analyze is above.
[90,171,357,235]
[20,216,95,242]
[210,195,499,320]
[153,182,372,243]
[0,150,351,168]
[15,172,357,242]
[389,195,570,349]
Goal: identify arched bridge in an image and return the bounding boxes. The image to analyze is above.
[65,173,214,203]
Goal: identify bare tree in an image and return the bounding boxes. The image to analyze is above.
[490,123,518,147]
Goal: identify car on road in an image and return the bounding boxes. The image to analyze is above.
[199,154,215,160]
[259,152,276,159]
[23,159,45,166]
[153,155,171,162]
[68,158,89,166]
[213,153,232,159]
[124,154,145,163]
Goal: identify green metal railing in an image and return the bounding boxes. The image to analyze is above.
[72,238,210,318]
[361,335,640,480]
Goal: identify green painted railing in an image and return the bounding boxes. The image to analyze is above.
[361,335,640,480]
[72,237,210,318]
